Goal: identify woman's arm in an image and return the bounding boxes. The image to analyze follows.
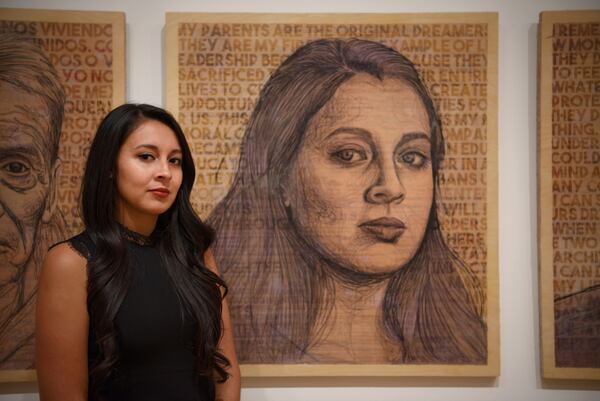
[36,243,89,401]
[204,248,241,401]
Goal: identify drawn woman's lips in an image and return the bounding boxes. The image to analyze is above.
[359,217,406,243]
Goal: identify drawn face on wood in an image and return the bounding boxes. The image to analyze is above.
[0,81,57,277]
[285,74,433,274]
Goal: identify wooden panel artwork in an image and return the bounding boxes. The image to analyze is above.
[166,13,498,377]
[0,8,125,382]
[539,10,600,380]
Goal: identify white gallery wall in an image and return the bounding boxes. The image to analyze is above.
[1,0,599,400]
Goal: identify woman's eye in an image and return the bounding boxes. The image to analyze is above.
[138,153,155,161]
[3,161,30,175]
[331,148,367,164]
[170,158,182,166]
[399,151,428,168]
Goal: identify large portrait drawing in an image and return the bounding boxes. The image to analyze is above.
[0,9,124,381]
[166,13,498,376]
[539,10,600,381]
[0,31,67,373]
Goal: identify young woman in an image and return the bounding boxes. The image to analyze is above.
[208,38,487,364]
[36,104,240,401]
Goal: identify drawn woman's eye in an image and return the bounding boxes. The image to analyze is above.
[398,151,429,169]
[330,148,367,165]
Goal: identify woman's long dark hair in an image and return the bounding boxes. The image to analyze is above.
[208,39,486,363]
[81,104,230,396]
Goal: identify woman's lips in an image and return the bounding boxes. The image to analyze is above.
[359,217,406,243]
[149,188,170,198]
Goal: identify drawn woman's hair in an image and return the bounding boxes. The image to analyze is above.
[208,38,486,363]
[0,33,65,165]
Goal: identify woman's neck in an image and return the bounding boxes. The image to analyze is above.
[116,212,157,236]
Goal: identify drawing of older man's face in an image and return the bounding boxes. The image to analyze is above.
[285,74,434,274]
[0,81,57,279]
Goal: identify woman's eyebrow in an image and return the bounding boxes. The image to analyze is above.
[396,132,430,148]
[134,144,182,152]
[134,144,159,151]
[324,127,372,141]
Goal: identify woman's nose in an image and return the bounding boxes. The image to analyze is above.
[364,159,405,204]
[155,160,172,180]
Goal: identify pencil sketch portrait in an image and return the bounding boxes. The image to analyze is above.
[0,33,67,368]
[208,38,487,364]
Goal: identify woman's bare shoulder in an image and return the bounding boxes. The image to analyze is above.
[36,243,89,399]
[41,242,88,284]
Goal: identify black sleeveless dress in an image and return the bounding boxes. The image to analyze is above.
[65,229,215,401]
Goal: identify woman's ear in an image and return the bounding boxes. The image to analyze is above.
[280,182,291,208]
[279,174,291,208]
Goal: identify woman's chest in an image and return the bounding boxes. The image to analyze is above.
[114,247,197,359]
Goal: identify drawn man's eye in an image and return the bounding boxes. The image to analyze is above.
[0,158,37,190]
[398,151,429,169]
[3,161,30,176]
[330,148,367,164]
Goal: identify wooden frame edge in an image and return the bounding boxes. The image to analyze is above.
[538,9,600,381]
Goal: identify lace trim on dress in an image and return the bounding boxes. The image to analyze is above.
[119,224,157,246]
[65,240,91,260]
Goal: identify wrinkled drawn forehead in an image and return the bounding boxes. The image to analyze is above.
[0,81,54,166]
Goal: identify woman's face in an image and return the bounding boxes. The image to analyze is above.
[285,74,434,274]
[115,119,183,225]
